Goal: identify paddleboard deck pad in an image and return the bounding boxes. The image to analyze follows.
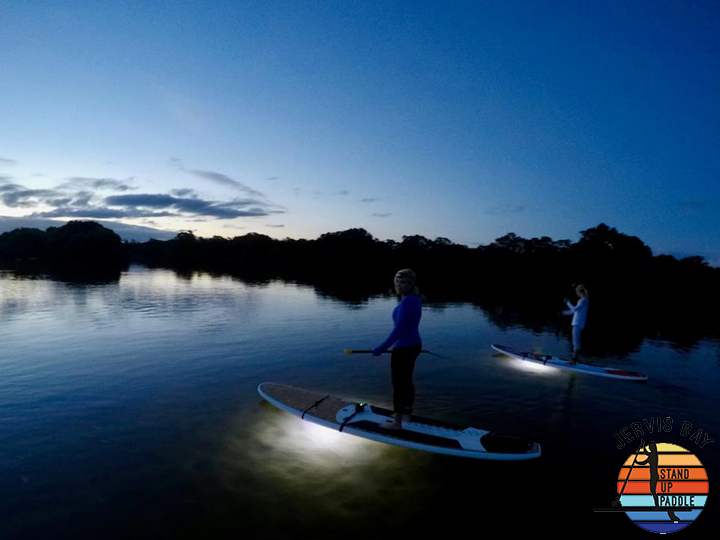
[258,382,541,460]
[491,344,648,381]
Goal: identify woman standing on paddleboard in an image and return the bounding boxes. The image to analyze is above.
[563,284,589,362]
[373,269,422,430]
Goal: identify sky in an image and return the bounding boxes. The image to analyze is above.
[1,1,719,263]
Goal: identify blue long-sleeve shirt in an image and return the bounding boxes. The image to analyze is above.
[376,294,422,352]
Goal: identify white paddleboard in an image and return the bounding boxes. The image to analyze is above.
[491,344,648,381]
[258,382,541,460]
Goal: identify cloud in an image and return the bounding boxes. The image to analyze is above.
[43,197,73,207]
[302,189,350,199]
[0,184,64,208]
[360,198,379,203]
[265,176,281,182]
[0,182,101,212]
[372,213,392,218]
[0,157,18,166]
[2,177,284,223]
[103,193,283,219]
[0,216,66,232]
[170,188,197,198]
[265,224,285,228]
[58,177,137,192]
[169,158,266,198]
[187,169,268,198]
[107,194,182,208]
[189,169,253,192]
[33,207,176,219]
[103,222,178,241]
[485,204,526,216]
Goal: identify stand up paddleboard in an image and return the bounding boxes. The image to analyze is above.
[491,344,648,381]
[258,383,541,460]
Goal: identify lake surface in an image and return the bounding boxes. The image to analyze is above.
[1,266,718,538]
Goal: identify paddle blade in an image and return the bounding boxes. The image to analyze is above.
[344,349,354,355]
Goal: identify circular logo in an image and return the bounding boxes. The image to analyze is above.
[615,442,708,533]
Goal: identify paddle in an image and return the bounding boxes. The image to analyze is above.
[344,349,446,359]
[613,439,646,507]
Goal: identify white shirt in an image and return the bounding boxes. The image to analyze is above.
[564,298,588,328]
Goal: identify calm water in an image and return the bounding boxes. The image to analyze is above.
[1,266,718,538]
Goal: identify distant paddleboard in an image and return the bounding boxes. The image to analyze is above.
[258,382,541,460]
[491,344,648,381]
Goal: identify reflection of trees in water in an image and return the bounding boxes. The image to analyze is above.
[3,221,718,354]
[1,264,713,357]
[166,267,276,287]
[0,261,124,286]
[307,284,379,306]
[470,296,712,358]
[460,296,647,359]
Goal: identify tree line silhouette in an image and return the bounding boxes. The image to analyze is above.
[1,220,718,352]
[0,221,126,266]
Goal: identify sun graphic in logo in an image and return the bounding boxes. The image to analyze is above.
[612,442,708,533]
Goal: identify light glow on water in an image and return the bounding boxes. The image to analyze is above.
[506,358,561,376]
[214,404,430,515]
[253,410,386,469]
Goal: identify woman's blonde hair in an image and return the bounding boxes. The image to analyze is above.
[395,268,419,295]
[576,284,589,298]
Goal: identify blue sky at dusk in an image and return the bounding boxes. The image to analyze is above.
[1,1,719,263]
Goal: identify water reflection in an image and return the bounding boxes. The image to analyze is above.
[0,263,124,285]
[0,266,718,538]
[3,264,717,356]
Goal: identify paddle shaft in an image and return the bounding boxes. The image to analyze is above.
[613,439,646,507]
[344,349,444,358]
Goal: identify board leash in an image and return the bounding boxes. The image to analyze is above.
[339,403,366,432]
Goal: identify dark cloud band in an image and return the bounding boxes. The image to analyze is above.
[104,193,280,219]
[188,169,266,198]
[169,158,266,198]
[59,177,136,192]
[3,174,284,221]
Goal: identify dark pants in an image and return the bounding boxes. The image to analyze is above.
[391,343,422,415]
